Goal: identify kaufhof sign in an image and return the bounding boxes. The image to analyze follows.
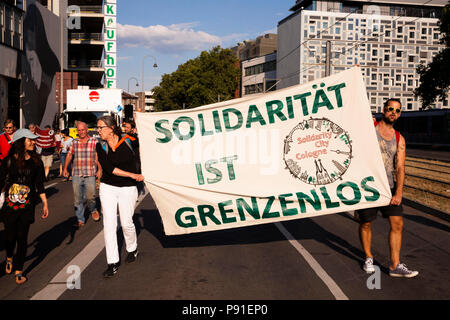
[104,0,117,89]
[136,67,392,236]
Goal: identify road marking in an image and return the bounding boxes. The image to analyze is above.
[275,222,349,300]
[30,191,148,300]
[45,182,58,189]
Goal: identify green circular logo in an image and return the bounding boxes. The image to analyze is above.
[284,118,353,186]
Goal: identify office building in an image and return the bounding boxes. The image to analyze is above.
[241,52,278,96]
[277,0,448,112]
[136,91,156,112]
[232,33,278,61]
[1,0,62,127]
[0,0,23,125]
[232,33,278,97]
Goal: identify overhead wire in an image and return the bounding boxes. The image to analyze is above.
[265,0,439,92]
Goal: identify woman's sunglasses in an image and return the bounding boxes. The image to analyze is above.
[387,107,401,114]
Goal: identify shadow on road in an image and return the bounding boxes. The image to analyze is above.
[133,208,366,265]
[23,216,78,276]
[403,214,450,233]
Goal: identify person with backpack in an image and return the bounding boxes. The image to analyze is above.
[0,119,17,165]
[95,116,144,278]
[35,125,56,181]
[357,98,418,278]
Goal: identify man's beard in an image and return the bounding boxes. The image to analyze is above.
[383,115,396,125]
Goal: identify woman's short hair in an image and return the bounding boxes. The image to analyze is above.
[97,115,122,137]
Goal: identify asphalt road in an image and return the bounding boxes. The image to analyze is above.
[0,173,449,301]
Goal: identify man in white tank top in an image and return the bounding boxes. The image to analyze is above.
[357,99,418,278]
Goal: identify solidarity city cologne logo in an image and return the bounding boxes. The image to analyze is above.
[284,118,353,186]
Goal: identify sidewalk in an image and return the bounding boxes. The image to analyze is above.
[406,148,450,162]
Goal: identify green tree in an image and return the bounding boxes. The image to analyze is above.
[414,2,450,109]
[152,46,240,111]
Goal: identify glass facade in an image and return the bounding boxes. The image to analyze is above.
[0,1,23,50]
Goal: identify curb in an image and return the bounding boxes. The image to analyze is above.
[403,198,450,223]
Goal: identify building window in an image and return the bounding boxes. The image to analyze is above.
[0,2,23,50]
[372,49,378,56]
[265,80,277,92]
[245,61,275,77]
[408,56,415,63]
[335,27,340,34]
[409,31,415,38]
[244,83,264,95]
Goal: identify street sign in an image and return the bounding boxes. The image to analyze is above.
[104,0,117,88]
[89,91,100,102]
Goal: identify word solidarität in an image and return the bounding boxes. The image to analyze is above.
[155,83,346,143]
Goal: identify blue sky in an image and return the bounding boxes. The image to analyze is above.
[116,0,294,92]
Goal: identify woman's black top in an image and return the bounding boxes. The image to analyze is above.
[0,156,45,223]
[96,140,138,188]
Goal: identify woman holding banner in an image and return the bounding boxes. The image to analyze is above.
[95,116,144,278]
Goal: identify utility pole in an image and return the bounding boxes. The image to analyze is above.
[325,40,332,77]
[59,3,64,129]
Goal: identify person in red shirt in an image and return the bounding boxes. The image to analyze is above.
[34,125,56,180]
[0,119,17,164]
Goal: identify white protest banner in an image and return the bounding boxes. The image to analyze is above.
[136,67,392,236]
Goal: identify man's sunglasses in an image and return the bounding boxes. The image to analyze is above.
[387,107,401,114]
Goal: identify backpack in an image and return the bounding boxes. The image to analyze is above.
[101,134,136,155]
[374,121,400,147]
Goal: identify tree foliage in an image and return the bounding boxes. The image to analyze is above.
[152,46,240,111]
[414,2,450,109]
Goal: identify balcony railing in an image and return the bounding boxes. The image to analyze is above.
[69,60,103,68]
[68,5,103,14]
[70,33,103,41]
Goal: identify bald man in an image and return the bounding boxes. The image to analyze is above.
[63,122,101,226]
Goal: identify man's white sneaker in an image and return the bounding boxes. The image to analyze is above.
[363,257,376,273]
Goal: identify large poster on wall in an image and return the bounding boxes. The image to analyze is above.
[21,0,61,127]
[136,67,392,236]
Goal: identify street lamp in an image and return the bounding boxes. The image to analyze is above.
[128,77,139,94]
[141,54,158,94]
